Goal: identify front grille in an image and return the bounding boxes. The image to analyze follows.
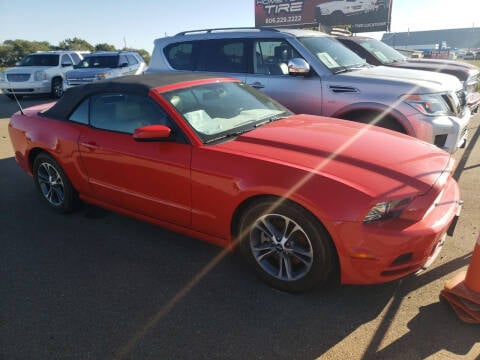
[442,90,467,116]
[6,73,30,82]
[67,78,96,85]
[456,90,467,108]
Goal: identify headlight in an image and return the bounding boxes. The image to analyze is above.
[403,94,451,116]
[97,72,111,80]
[363,198,412,223]
[464,76,479,93]
[34,71,47,81]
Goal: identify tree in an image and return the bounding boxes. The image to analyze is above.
[0,39,51,66]
[95,43,117,52]
[135,49,150,64]
[58,37,94,52]
[123,47,150,64]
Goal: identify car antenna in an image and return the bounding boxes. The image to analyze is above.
[9,84,24,115]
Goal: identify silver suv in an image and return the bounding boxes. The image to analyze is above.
[0,50,83,99]
[64,51,146,89]
[147,28,471,153]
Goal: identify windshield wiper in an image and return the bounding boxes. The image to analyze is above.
[348,63,369,70]
[204,113,289,144]
[332,66,350,74]
[256,113,289,127]
[204,128,254,144]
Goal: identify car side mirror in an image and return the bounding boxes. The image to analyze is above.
[120,62,129,68]
[133,124,172,141]
[287,58,310,76]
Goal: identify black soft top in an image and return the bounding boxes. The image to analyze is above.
[42,72,228,120]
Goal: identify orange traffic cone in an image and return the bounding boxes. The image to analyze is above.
[441,234,480,323]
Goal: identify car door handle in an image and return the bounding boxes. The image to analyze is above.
[248,81,265,89]
[79,141,99,150]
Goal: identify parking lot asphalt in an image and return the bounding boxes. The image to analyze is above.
[1,95,479,360]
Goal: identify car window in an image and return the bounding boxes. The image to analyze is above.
[68,99,89,125]
[119,55,128,67]
[358,39,406,63]
[76,55,119,68]
[198,40,247,73]
[127,55,138,65]
[254,40,301,75]
[61,54,73,66]
[164,42,196,70]
[70,52,81,64]
[18,54,59,66]
[161,81,290,141]
[90,93,172,134]
[298,36,366,72]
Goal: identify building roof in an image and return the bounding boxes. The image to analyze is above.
[382,27,480,49]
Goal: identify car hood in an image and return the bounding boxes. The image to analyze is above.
[216,115,451,199]
[339,65,462,93]
[389,59,479,82]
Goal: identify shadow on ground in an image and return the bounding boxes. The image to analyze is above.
[0,156,477,360]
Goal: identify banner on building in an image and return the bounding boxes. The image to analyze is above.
[255,0,392,33]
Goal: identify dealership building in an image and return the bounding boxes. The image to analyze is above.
[381,27,480,50]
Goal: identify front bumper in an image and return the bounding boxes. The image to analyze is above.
[64,78,97,90]
[409,107,471,153]
[332,175,461,285]
[0,80,51,95]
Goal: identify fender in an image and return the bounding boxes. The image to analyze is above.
[331,101,415,136]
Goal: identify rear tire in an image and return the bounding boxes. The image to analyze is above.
[238,198,338,292]
[33,153,77,213]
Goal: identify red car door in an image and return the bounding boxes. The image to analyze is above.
[78,93,192,227]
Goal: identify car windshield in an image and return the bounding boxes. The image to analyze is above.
[161,81,292,143]
[75,55,119,68]
[298,36,367,73]
[18,54,59,66]
[358,38,406,64]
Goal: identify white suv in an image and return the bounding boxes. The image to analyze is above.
[0,51,83,99]
[64,51,146,89]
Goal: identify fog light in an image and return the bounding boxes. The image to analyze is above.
[434,134,447,147]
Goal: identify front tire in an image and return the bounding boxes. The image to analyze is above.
[33,153,77,213]
[238,199,338,292]
[51,77,64,99]
[344,112,407,134]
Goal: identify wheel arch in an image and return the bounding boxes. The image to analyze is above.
[231,193,341,288]
[230,194,338,256]
[333,103,414,136]
[28,147,53,173]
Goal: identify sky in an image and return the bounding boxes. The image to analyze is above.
[0,0,478,54]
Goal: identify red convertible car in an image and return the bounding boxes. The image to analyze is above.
[8,73,462,292]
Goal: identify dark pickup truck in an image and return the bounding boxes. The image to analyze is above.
[337,35,480,114]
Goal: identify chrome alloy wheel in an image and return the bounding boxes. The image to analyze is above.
[249,213,314,281]
[37,162,65,206]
